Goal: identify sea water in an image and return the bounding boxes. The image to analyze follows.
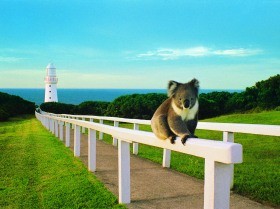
[0,88,242,105]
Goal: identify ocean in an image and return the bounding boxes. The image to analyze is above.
[0,88,242,105]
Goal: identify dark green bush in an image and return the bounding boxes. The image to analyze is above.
[198,97,220,119]
[74,101,110,116]
[39,74,280,120]
[40,102,75,114]
[0,92,35,121]
[0,108,9,121]
[106,93,167,119]
[247,74,280,109]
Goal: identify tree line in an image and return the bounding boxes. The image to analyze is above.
[0,92,35,121]
[0,74,278,121]
[40,74,280,120]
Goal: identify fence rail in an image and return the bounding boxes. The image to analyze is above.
[36,111,244,209]
[43,112,280,188]
[53,112,279,137]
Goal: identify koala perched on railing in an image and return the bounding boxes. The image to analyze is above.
[151,79,199,145]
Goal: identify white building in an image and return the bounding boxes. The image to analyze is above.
[44,63,58,102]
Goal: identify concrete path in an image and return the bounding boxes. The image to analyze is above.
[66,128,274,209]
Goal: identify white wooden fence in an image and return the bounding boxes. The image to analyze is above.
[36,111,246,209]
[47,112,280,188]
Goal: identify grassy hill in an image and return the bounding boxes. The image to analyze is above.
[198,111,280,206]
[202,110,280,124]
[0,116,125,209]
[103,110,279,207]
[0,92,35,121]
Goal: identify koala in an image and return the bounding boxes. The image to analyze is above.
[151,79,199,145]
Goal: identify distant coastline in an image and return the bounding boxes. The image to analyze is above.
[0,88,243,105]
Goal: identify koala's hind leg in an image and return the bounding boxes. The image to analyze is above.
[168,135,177,144]
[181,134,198,145]
[151,115,177,144]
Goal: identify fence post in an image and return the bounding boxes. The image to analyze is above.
[204,159,231,209]
[44,117,48,130]
[74,125,81,156]
[72,117,75,129]
[133,123,139,155]
[90,118,93,122]
[223,132,234,189]
[65,123,70,147]
[59,121,64,141]
[48,118,51,131]
[82,117,85,133]
[52,119,55,134]
[99,119,104,140]
[88,129,96,172]
[55,120,59,137]
[49,118,52,132]
[113,121,119,146]
[43,117,46,127]
[51,119,55,134]
[46,117,50,130]
[163,149,171,168]
[118,139,131,204]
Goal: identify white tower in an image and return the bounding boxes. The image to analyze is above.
[44,63,58,102]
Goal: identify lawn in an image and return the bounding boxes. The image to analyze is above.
[0,116,126,209]
[2,111,278,208]
[101,111,280,207]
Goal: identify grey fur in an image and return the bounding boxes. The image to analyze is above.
[151,79,199,145]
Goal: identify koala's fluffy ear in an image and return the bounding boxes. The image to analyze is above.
[168,80,180,97]
[190,78,199,89]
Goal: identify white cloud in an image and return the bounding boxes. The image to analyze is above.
[0,69,143,88]
[0,70,44,88]
[58,70,145,88]
[0,48,39,55]
[0,56,27,62]
[0,60,278,89]
[47,45,102,58]
[137,47,209,60]
[213,48,262,57]
[136,47,262,60]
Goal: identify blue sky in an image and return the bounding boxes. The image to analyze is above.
[0,0,279,89]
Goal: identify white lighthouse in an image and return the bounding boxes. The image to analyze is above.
[44,63,58,102]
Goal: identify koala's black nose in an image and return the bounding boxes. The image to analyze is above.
[184,99,190,108]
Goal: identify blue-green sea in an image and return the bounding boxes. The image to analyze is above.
[0,88,242,105]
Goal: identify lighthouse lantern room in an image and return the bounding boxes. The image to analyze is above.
[44,63,58,102]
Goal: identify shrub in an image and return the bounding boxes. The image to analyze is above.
[0,92,35,119]
[198,97,220,119]
[38,74,280,119]
[106,93,167,119]
[0,108,9,121]
[274,106,280,111]
[40,102,75,114]
[75,101,110,116]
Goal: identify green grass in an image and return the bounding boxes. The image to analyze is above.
[202,110,280,124]
[101,111,280,207]
[0,116,126,209]
[2,112,278,207]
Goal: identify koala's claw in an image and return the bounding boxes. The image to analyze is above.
[181,135,190,145]
[181,134,198,145]
[169,136,177,144]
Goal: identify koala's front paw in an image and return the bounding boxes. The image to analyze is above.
[181,135,190,145]
[169,136,177,144]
